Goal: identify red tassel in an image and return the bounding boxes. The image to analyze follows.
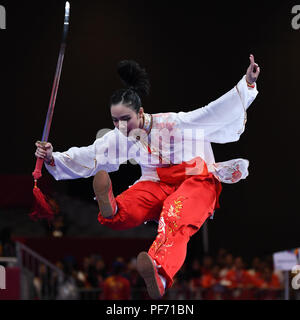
[29,181,58,221]
[31,157,59,221]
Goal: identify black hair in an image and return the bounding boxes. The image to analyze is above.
[110,60,150,113]
[111,261,125,275]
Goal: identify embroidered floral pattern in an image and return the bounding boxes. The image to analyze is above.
[153,122,176,131]
[167,198,184,218]
[152,113,176,131]
[149,195,187,261]
[212,159,248,184]
[231,164,242,182]
[157,216,166,234]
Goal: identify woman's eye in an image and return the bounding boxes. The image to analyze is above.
[113,118,130,122]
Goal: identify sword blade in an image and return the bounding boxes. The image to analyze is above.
[41,1,70,142]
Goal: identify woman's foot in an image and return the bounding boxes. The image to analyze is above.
[137,252,165,299]
[93,170,117,218]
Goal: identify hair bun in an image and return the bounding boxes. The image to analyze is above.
[117,60,150,97]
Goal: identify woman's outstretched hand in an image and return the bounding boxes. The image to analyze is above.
[246,54,260,84]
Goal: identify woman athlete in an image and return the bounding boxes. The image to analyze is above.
[35,55,260,299]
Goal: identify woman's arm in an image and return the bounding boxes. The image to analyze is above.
[174,54,261,143]
[44,128,125,180]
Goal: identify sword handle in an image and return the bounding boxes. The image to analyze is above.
[32,157,44,181]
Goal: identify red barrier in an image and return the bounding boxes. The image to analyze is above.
[0,267,20,300]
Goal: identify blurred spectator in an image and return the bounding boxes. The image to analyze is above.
[224,256,255,299]
[261,266,281,289]
[189,258,202,279]
[247,257,262,277]
[247,257,266,289]
[95,258,107,282]
[255,266,282,300]
[30,249,287,300]
[201,265,227,299]
[170,277,192,300]
[200,255,214,276]
[76,256,91,288]
[61,255,78,285]
[56,276,78,300]
[216,248,228,268]
[220,253,234,278]
[125,257,145,299]
[56,262,79,300]
[101,261,131,300]
[265,254,284,286]
[85,255,107,288]
[126,257,137,280]
[189,258,203,299]
[169,263,192,299]
[87,261,99,288]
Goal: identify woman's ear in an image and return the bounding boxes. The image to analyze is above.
[139,107,144,118]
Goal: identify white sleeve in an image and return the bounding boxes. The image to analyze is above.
[207,158,250,184]
[45,129,125,180]
[174,75,258,143]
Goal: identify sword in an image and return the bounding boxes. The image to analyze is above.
[30,2,70,221]
[32,1,70,183]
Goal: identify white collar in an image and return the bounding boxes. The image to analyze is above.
[142,112,153,135]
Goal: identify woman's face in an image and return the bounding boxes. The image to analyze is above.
[111,103,143,136]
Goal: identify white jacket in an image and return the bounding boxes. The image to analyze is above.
[45,75,258,185]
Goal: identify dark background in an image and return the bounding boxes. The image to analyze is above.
[0,0,299,259]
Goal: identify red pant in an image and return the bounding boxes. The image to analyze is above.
[98,157,222,289]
